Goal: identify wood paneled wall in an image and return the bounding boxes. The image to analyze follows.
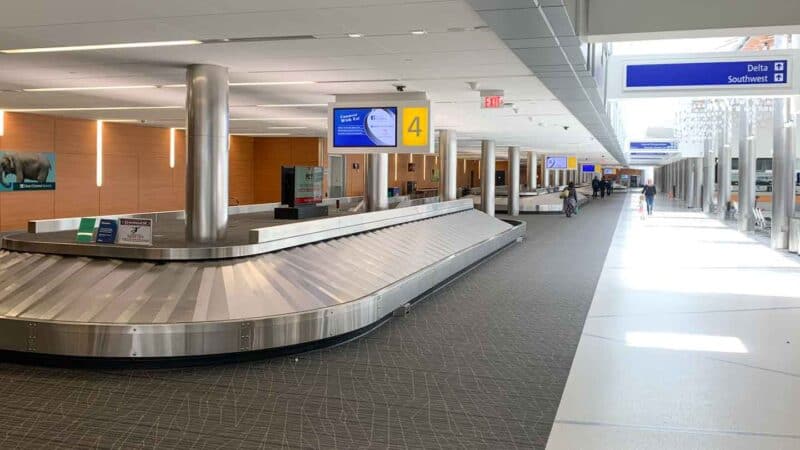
[253,137,320,203]
[0,112,322,231]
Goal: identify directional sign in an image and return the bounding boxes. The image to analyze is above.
[626,60,789,89]
[630,141,678,150]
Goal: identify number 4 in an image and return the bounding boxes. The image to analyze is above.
[408,116,421,137]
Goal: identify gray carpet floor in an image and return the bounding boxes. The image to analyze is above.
[0,194,625,449]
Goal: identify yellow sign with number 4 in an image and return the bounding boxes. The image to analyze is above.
[402,107,428,146]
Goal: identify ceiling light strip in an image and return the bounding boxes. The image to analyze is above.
[6,106,182,112]
[257,104,327,108]
[2,40,201,54]
[23,85,158,92]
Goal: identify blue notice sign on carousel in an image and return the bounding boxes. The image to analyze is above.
[626,60,789,89]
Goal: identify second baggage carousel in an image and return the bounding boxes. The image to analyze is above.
[0,199,524,359]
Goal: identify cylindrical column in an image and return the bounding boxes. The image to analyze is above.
[738,108,756,232]
[508,146,520,216]
[527,152,537,190]
[544,162,550,187]
[185,64,229,243]
[703,137,715,213]
[365,153,389,211]
[718,116,732,220]
[686,160,696,208]
[480,140,496,216]
[438,129,458,202]
[771,98,795,248]
[694,157,703,209]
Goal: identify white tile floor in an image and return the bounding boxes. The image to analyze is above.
[547,194,800,450]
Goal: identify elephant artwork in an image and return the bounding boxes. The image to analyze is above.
[0,152,55,191]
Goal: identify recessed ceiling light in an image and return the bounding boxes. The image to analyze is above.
[230,81,316,86]
[410,29,427,35]
[23,85,158,92]
[257,104,327,108]
[1,40,201,54]
[347,33,364,38]
[268,126,307,130]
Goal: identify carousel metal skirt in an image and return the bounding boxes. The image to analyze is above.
[0,208,524,358]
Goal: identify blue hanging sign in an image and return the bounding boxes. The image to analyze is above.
[629,141,677,150]
[626,60,788,89]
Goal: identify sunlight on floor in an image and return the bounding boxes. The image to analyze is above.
[625,331,748,353]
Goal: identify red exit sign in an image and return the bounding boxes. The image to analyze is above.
[482,95,504,108]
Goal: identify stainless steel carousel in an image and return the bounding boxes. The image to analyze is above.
[0,199,524,359]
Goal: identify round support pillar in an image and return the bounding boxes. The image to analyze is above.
[771,98,795,248]
[718,117,732,220]
[738,108,756,232]
[185,64,229,243]
[365,153,389,211]
[437,129,458,202]
[527,152,537,190]
[480,140,496,216]
[508,146,520,216]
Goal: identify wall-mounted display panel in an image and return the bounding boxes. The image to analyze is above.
[0,151,55,191]
[328,92,433,154]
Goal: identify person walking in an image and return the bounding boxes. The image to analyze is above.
[642,179,656,215]
[562,182,578,218]
[591,176,600,198]
[605,179,613,197]
[599,178,606,199]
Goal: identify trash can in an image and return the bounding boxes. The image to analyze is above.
[790,216,800,254]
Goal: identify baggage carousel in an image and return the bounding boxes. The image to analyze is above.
[0,199,524,359]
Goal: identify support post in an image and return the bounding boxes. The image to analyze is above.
[738,108,756,232]
[771,98,795,248]
[718,116,732,220]
[365,153,389,211]
[185,64,229,243]
[527,152,537,190]
[703,137,714,213]
[480,140,496,216]
[508,146,520,216]
[438,129,457,202]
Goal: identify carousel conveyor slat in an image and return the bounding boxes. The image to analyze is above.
[0,209,524,358]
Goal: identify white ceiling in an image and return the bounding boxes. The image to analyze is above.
[0,0,610,160]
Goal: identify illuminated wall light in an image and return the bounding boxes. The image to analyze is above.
[394,154,398,181]
[409,154,414,163]
[169,128,176,169]
[463,158,466,174]
[96,120,103,187]
[423,155,427,180]
[0,110,4,136]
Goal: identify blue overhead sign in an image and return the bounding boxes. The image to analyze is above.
[626,60,788,89]
[629,141,677,150]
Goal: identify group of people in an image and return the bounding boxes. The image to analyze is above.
[591,177,613,198]
[562,177,657,219]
